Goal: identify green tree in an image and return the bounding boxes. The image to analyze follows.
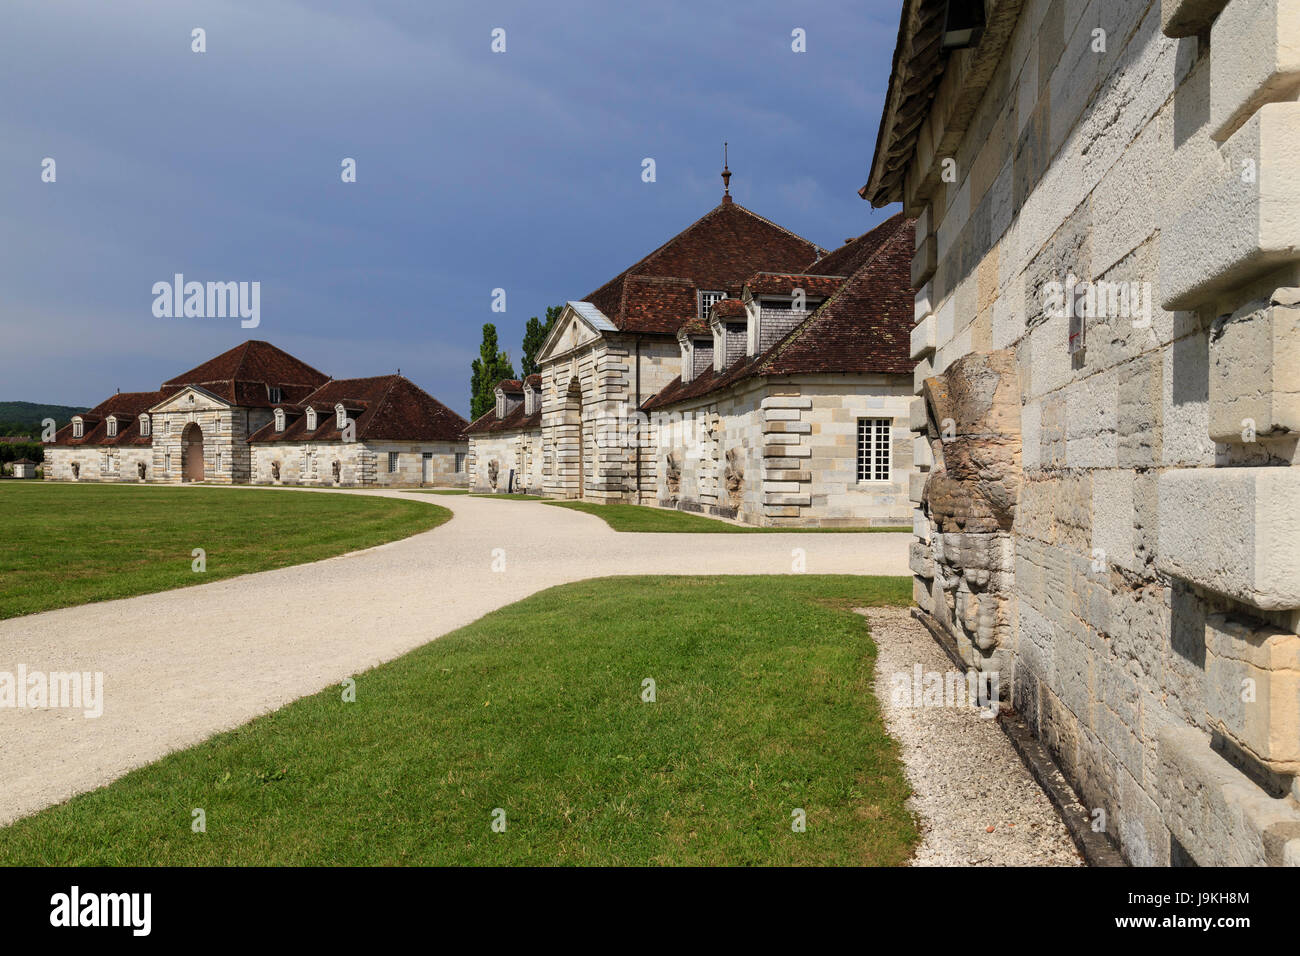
[470,323,517,420]
[520,305,563,379]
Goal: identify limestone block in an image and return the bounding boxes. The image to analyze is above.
[913,435,934,470]
[914,356,934,395]
[765,493,810,506]
[1208,295,1300,441]
[914,282,933,324]
[1158,724,1300,865]
[907,396,927,433]
[1205,613,1300,772]
[912,508,930,542]
[760,396,812,410]
[913,574,934,612]
[764,408,802,421]
[915,206,929,248]
[1161,103,1300,310]
[1211,0,1300,141]
[1161,0,1228,37]
[912,234,937,287]
[910,314,936,360]
[909,470,926,504]
[1157,466,1300,609]
[1091,469,1137,572]
[909,540,934,578]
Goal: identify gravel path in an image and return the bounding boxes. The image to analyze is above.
[860,606,1083,866]
[0,487,908,827]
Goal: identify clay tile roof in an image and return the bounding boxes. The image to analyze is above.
[583,199,825,336]
[248,375,468,444]
[744,273,846,297]
[47,390,170,446]
[163,340,330,408]
[711,298,747,319]
[496,379,524,393]
[524,374,542,389]
[642,213,915,410]
[677,316,712,338]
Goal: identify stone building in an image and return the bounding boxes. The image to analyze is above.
[465,175,920,525]
[866,0,1300,864]
[463,376,545,493]
[45,340,468,487]
[643,213,917,526]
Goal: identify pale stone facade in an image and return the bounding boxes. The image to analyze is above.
[649,378,914,527]
[867,0,1300,864]
[46,342,468,489]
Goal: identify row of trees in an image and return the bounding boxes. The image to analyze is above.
[469,305,563,420]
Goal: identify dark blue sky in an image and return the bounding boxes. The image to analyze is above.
[1,0,901,417]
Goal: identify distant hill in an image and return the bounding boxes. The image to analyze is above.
[0,401,89,433]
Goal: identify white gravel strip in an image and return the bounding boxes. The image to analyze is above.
[0,487,909,826]
[859,606,1084,866]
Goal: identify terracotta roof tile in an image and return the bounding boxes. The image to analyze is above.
[163,340,330,407]
[47,391,171,447]
[583,200,825,335]
[248,376,468,444]
[643,213,915,410]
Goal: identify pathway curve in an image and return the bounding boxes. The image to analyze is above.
[0,488,908,826]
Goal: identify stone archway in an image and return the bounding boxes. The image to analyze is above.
[181,423,205,482]
[561,377,585,499]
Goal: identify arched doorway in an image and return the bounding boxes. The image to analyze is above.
[562,377,585,498]
[181,423,205,482]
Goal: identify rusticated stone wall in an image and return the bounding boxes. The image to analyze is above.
[891,0,1300,865]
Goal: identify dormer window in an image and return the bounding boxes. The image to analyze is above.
[335,404,346,429]
[72,418,83,439]
[274,408,286,432]
[699,290,726,318]
[524,387,537,416]
[306,407,317,431]
[268,387,283,404]
[139,414,151,438]
[106,416,117,438]
[495,391,506,418]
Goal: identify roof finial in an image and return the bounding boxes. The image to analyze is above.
[721,142,732,203]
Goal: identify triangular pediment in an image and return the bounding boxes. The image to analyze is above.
[537,302,610,364]
[149,385,233,413]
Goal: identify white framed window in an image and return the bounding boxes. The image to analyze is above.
[72,418,83,438]
[139,414,151,438]
[164,452,171,473]
[306,407,317,430]
[215,451,223,472]
[106,416,117,438]
[699,290,726,318]
[387,452,399,473]
[857,418,892,482]
[274,408,286,432]
[455,452,466,473]
[335,404,346,429]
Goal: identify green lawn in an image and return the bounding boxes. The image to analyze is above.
[0,575,918,866]
[0,483,450,620]
[546,500,910,534]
